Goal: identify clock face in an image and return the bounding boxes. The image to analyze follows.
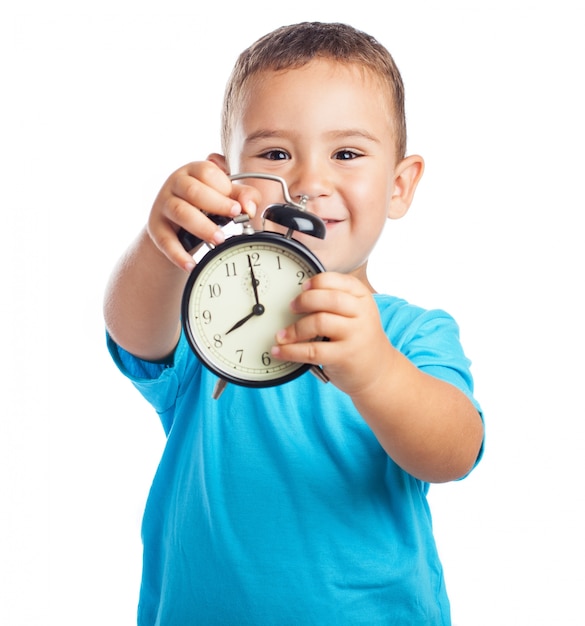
[181,231,325,387]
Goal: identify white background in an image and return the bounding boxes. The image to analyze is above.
[2,1,584,624]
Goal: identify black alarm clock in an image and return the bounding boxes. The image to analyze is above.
[179,173,329,398]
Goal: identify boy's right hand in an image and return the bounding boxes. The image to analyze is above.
[147,159,260,272]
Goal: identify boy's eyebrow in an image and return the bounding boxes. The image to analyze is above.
[245,128,381,144]
[245,129,293,143]
[326,129,381,143]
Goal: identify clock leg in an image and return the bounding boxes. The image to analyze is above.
[309,366,329,383]
[212,378,229,400]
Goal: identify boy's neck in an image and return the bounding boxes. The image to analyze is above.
[350,263,376,294]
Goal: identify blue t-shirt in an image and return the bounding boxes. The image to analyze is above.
[107,294,483,625]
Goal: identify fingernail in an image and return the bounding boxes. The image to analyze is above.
[275,329,287,343]
[230,203,242,217]
[245,200,257,218]
[213,230,226,245]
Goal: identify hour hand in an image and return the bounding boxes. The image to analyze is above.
[225,303,265,335]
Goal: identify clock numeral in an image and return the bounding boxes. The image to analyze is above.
[213,334,223,348]
[236,349,244,363]
[208,283,222,298]
[262,352,271,367]
[202,310,212,324]
[276,255,282,270]
[250,252,261,266]
[296,270,306,285]
[224,262,237,277]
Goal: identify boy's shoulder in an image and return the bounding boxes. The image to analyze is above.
[373,293,455,330]
[373,293,467,365]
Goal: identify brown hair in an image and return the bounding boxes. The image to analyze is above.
[221,22,407,160]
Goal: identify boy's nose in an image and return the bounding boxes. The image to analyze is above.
[288,165,333,203]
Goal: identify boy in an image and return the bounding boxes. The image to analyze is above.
[104,22,484,625]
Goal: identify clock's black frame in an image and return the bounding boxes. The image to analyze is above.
[181,230,326,388]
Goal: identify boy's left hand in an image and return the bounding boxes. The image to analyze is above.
[271,272,393,395]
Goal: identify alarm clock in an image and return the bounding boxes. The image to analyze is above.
[179,173,328,398]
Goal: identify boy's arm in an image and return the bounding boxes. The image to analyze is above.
[103,227,188,361]
[103,160,259,361]
[350,347,483,483]
[272,272,484,483]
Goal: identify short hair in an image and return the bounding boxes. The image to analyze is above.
[221,22,407,160]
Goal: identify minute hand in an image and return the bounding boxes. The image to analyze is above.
[225,256,265,335]
[248,254,262,306]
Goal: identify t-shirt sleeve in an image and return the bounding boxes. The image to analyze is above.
[379,300,485,473]
[403,312,478,400]
[106,331,196,434]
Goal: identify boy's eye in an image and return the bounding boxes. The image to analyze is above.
[261,149,289,161]
[334,150,360,160]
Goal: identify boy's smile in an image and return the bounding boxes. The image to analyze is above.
[222,59,422,286]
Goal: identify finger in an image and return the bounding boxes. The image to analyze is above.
[182,161,262,219]
[291,287,360,318]
[271,334,334,366]
[276,310,344,346]
[302,271,370,296]
[187,160,233,196]
[160,193,231,247]
[164,163,243,251]
[171,169,241,219]
[204,156,261,218]
[229,182,261,219]
[147,214,199,272]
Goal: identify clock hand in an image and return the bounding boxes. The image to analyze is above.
[225,303,265,335]
[248,255,261,306]
[225,311,255,335]
[223,254,265,335]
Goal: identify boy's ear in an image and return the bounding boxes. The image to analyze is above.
[388,155,425,219]
[207,153,229,173]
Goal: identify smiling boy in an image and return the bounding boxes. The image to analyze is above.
[104,22,484,625]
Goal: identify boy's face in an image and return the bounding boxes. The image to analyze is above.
[224,59,415,281]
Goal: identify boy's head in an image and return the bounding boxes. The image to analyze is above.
[221,22,407,162]
[211,21,424,281]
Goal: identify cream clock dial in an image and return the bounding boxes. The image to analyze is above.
[182,232,324,387]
